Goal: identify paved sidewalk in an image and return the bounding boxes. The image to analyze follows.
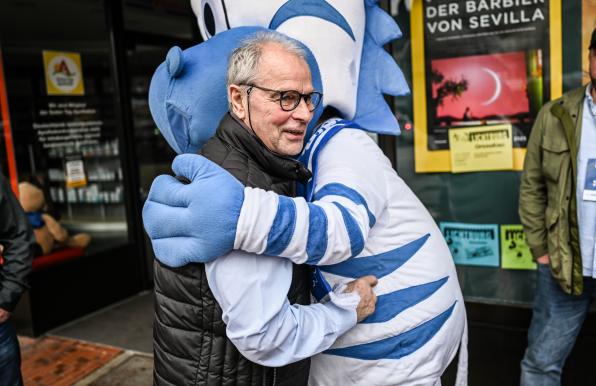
[18,291,154,385]
[19,335,152,385]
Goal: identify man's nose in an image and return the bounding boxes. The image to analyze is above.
[291,97,313,121]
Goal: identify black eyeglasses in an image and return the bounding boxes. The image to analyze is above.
[244,84,322,112]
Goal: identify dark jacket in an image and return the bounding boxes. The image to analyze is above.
[153,113,312,386]
[0,172,34,312]
[519,86,585,295]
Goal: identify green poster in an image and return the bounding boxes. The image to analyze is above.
[501,225,536,270]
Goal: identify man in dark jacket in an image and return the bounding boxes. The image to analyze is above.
[519,29,596,385]
[0,171,35,386]
[152,31,377,385]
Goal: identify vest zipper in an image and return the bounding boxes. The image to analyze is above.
[272,368,277,386]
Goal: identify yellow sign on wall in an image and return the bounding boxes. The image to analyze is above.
[43,50,84,96]
[449,124,513,173]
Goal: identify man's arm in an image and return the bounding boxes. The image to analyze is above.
[143,133,386,268]
[519,105,549,260]
[205,251,374,366]
[235,129,386,265]
[0,173,34,314]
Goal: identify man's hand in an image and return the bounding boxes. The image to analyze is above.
[537,254,550,265]
[143,154,245,267]
[0,308,10,324]
[344,275,378,322]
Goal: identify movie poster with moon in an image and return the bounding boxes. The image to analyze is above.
[411,0,562,173]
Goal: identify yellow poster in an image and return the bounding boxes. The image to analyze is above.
[449,124,513,173]
[43,50,84,96]
[411,0,562,173]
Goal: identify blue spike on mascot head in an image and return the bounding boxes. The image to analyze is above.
[191,0,410,135]
[148,26,323,154]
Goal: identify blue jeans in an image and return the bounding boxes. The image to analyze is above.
[0,320,23,386]
[520,264,596,386]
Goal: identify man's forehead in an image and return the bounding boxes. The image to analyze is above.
[258,45,311,79]
[260,42,304,64]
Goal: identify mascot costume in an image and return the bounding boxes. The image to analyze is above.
[143,1,468,385]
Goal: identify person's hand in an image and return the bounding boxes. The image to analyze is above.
[143,154,244,267]
[0,308,10,324]
[537,254,550,265]
[344,275,378,322]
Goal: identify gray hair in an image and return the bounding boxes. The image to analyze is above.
[226,30,308,90]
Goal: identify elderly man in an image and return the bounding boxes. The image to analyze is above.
[519,28,596,385]
[150,31,377,386]
[147,30,466,386]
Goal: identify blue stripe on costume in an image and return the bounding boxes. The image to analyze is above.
[264,196,297,255]
[305,204,328,264]
[269,0,356,41]
[300,119,361,201]
[320,233,430,278]
[314,183,376,228]
[361,276,449,324]
[332,202,365,258]
[325,301,457,360]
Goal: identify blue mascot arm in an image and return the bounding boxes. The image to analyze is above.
[142,154,244,267]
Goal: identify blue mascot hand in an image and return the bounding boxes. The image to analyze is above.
[142,154,244,267]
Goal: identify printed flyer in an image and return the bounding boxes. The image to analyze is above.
[500,225,536,270]
[411,0,562,172]
[440,222,500,267]
[449,124,513,172]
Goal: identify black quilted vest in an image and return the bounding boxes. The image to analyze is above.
[153,113,312,386]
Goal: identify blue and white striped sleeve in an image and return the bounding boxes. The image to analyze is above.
[234,129,387,265]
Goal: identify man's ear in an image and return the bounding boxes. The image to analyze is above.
[229,84,246,120]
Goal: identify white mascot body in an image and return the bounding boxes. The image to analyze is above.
[145,1,468,385]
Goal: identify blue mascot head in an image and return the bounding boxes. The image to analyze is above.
[149,1,409,155]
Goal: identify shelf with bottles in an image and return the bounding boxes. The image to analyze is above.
[47,139,120,159]
[49,184,124,205]
[48,165,123,184]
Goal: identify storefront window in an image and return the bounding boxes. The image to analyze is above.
[389,0,584,306]
[0,1,128,254]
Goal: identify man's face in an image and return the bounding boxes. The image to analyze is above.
[193,0,366,119]
[236,43,314,156]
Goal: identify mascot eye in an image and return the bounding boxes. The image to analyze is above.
[204,3,216,36]
[197,0,229,39]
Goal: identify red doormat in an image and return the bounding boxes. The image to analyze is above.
[19,336,123,386]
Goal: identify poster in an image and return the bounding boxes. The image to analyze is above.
[412,0,562,172]
[583,0,596,85]
[43,51,85,96]
[500,225,536,270]
[440,222,500,267]
[449,124,513,172]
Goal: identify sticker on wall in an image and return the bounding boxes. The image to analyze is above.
[440,222,499,267]
[43,50,85,96]
[449,124,513,173]
[500,225,536,270]
[64,154,87,188]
